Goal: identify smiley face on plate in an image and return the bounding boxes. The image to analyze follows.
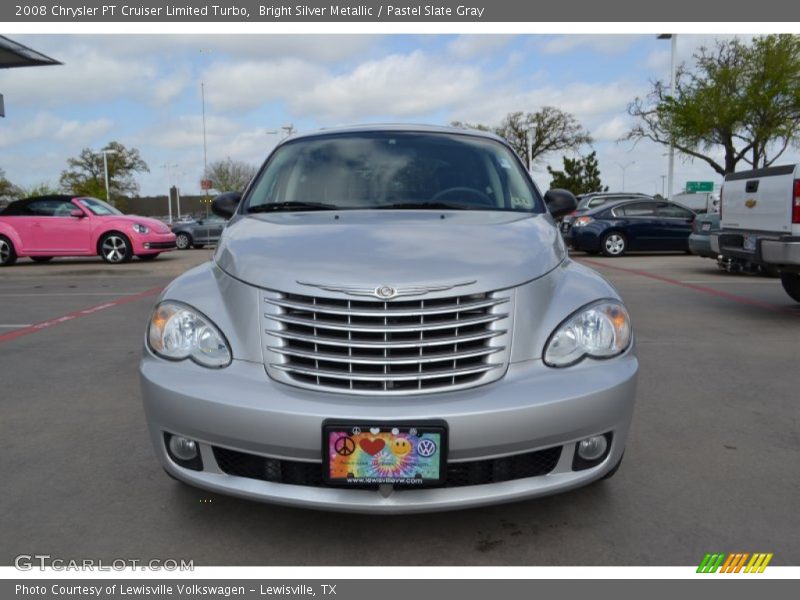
[390,437,412,457]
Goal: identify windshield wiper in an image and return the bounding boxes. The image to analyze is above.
[376,202,468,210]
[248,201,341,213]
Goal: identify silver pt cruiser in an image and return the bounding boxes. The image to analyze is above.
[140,125,638,513]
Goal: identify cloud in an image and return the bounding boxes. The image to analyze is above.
[540,35,641,55]
[0,45,156,108]
[202,59,327,112]
[446,35,515,60]
[591,116,631,142]
[292,51,483,120]
[0,113,112,148]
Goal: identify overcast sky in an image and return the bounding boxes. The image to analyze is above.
[2,33,794,198]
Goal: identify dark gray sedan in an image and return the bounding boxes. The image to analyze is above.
[171,214,228,249]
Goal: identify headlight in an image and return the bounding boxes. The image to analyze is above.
[147,301,231,368]
[543,300,632,367]
[132,223,150,234]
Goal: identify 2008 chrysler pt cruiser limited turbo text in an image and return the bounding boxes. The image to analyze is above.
[140,125,638,513]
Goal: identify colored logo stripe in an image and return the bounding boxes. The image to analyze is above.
[697,552,773,573]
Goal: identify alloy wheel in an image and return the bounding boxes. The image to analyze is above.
[176,233,190,249]
[0,239,9,264]
[102,235,128,263]
[604,233,625,256]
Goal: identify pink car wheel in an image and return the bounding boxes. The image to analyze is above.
[99,233,133,264]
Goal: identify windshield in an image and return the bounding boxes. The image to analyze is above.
[78,197,123,216]
[244,132,543,213]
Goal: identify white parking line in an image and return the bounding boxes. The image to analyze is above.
[0,324,33,328]
[0,292,145,297]
[680,280,781,284]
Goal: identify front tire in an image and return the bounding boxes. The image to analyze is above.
[99,232,133,264]
[175,233,192,250]
[780,271,800,302]
[0,236,17,266]
[601,232,626,257]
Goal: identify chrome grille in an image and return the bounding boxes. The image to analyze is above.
[262,288,512,395]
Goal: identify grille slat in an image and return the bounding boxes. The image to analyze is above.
[264,288,511,394]
[268,346,503,365]
[265,312,507,333]
[271,363,501,381]
[266,296,507,317]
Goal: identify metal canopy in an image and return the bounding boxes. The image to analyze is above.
[0,35,61,69]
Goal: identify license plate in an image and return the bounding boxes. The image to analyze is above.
[701,222,712,232]
[743,234,757,251]
[323,421,446,487]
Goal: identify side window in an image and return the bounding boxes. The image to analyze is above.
[27,199,74,216]
[619,202,657,217]
[658,203,694,218]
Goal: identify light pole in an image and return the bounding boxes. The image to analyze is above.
[201,81,209,216]
[160,162,178,222]
[658,34,677,200]
[101,148,117,207]
[617,161,635,192]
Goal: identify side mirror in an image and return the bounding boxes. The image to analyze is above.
[544,188,578,219]
[212,191,241,219]
[70,209,86,218]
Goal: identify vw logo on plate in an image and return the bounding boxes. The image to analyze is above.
[375,285,397,299]
[416,439,437,458]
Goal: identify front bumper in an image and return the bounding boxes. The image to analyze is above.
[140,350,638,513]
[133,232,177,254]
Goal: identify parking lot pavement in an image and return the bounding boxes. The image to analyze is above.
[1,251,798,566]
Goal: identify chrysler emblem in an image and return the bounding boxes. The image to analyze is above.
[376,285,397,299]
[745,199,757,208]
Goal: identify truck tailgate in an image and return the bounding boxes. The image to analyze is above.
[722,165,796,233]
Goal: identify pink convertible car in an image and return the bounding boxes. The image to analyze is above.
[0,195,176,266]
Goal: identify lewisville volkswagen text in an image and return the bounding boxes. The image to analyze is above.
[140,125,638,513]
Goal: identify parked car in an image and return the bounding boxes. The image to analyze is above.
[567,199,695,256]
[688,212,719,259]
[171,214,229,249]
[140,124,638,513]
[711,164,800,301]
[0,195,176,266]
[560,192,654,236]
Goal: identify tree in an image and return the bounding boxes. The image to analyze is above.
[0,168,22,202]
[624,34,800,175]
[18,182,60,197]
[547,151,608,195]
[59,141,149,202]
[207,158,257,193]
[453,107,592,167]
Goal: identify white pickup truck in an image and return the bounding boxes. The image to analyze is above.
[710,164,800,302]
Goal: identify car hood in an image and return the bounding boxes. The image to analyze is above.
[214,210,566,296]
[109,215,172,234]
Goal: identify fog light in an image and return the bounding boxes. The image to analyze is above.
[577,435,608,461]
[169,435,198,461]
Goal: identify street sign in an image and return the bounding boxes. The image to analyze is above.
[685,181,714,193]
[200,179,213,190]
